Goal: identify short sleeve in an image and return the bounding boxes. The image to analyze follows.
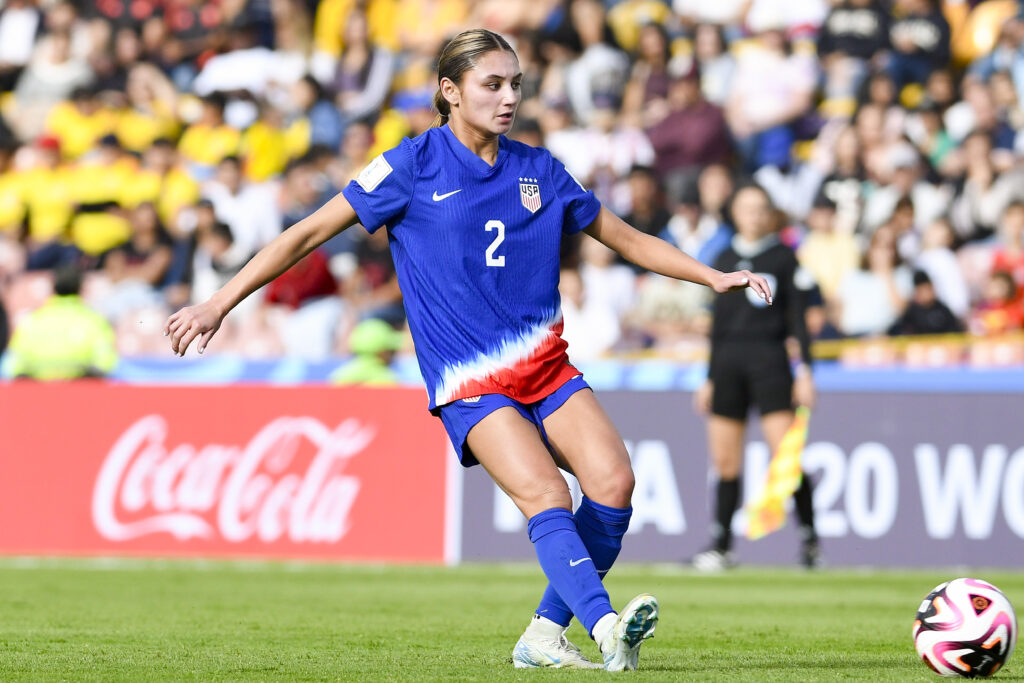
[550,155,601,235]
[342,138,416,233]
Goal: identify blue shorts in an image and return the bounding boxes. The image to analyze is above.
[434,375,591,467]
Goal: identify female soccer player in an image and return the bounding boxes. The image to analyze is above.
[165,29,771,671]
[691,183,819,572]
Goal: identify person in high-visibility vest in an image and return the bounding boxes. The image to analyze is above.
[329,317,404,386]
[3,265,117,380]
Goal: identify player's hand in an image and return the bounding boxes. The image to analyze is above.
[164,299,225,356]
[713,270,773,304]
[793,371,816,411]
[693,379,713,415]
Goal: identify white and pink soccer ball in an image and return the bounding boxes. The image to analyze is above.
[913,578,1017,678]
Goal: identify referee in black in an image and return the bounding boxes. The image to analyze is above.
[691,183,820,571]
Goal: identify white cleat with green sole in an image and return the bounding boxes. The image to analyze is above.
[599,594,659,671]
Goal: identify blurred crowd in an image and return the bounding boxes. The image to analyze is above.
[1,0,1023,376]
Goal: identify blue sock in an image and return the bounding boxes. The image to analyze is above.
[535,497,632,628]
[527,507,614,635]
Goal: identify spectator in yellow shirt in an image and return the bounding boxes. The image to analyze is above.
[120,138,200,237]
[44,86,115,160]
[796,193,860,302]
[115,63,181,154]
[67,134,134,256]
[313,0,399,57]
[606,0,672,52]
[240,102,298,183]
[393,0,467,56]
[3,264,118,380]
[21,135,79,269]
[0,140,25,235]
[177,92,241,179]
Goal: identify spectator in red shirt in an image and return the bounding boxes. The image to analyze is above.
[264,246,344,359]
[970,271,1024,336]
[264,248,337,310]
[645,61,731,206]
[991,201,1024,290]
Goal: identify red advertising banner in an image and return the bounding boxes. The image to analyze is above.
[0,383,450,563]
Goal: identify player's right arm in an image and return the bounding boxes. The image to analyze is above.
[164,192,359,356]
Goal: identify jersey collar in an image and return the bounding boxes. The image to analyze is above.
[440,124,509,177]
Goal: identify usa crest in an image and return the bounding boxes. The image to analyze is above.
[519,177,541,213]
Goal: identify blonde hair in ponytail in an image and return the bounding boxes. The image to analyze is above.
[430,29,516,128]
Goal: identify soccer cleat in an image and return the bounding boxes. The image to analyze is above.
[801,539,822,569]
[512,616,602,669]
[599,594,659,671]
[691,547,737,572]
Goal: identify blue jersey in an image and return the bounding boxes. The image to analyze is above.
[342,125,601,409]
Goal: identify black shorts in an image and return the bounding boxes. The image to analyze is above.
[708,342,793,420]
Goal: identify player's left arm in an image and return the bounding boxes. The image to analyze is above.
[583,206,773,302]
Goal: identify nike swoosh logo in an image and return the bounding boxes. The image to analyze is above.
[432,189,462,201]
[569,557,592,567]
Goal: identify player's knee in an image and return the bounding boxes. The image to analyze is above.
[588,465,635,508]
[714,457,742,479]
[514,478,573,517]
[610,466,635,505]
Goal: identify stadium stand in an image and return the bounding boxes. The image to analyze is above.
[0,0,1022,371]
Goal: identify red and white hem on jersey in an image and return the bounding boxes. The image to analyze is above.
[434,317,579,407]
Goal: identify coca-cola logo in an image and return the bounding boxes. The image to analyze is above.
[92,415,376,544]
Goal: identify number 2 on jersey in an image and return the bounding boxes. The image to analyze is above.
[485,220,505,267]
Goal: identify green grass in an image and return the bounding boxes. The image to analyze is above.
[0,559,1020,681]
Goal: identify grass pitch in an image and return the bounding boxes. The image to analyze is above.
[0,559,1020,681]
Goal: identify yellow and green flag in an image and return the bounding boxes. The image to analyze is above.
[745,406,811,540]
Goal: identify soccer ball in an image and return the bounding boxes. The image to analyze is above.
[913,578,1017,677]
